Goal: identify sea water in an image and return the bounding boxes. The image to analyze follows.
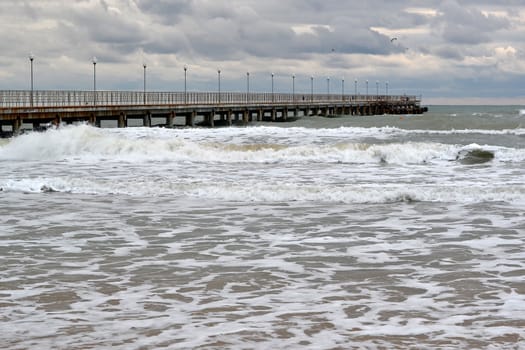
[1,105,524,349]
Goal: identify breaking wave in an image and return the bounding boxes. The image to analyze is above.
[0,124,522,165]
[2,177,524,205]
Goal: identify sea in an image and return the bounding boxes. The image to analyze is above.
[1,105,524,350]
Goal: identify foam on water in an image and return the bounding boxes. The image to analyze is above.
[1,117,525,349]
[0,125,523,164]
[1,124,524,205]
[1,176,524,204]
[1,195,524,349]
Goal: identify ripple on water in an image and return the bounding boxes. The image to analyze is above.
[0,195,524,349]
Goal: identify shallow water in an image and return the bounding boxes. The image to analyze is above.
[1,105,524,349]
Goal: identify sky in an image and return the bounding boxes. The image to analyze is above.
[0,0,524,104]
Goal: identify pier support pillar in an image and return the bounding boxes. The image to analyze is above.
[118,113,126,128]
[271,109,276,121]
[185,111,195,127]
[283,108,288,121]
[227,110,232,126]
[243,110,249,125]
[13,117,22,135]
[167,111,175,128]
[94,114,101,127]
[143,112,151,127]
[209,112,215,127]
[54,115,62,127]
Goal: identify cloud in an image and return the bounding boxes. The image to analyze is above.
[130,0,421,60]
[0,0,524,102]
[437,0,510,45]
[134,0,191,24]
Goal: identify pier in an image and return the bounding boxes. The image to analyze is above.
[0,90,426,137]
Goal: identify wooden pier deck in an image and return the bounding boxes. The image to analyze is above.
[0,90,426,137]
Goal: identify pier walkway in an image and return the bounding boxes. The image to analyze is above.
[0,90,426,136]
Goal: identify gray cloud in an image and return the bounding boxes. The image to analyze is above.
[134,0,191,23]
[130,0,411,59]
[437,0,510,44]
[0,0,524,102]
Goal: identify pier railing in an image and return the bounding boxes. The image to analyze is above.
[0,90,420,108]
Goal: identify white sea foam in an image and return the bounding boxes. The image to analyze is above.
[1,125,523,206]
[2,177,524,204]
[1,111,524,350]
[0,124,522,164]
[1,190,525,349]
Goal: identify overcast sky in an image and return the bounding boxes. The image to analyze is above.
[1,0,524,104]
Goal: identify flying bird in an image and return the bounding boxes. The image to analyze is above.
[390,37,398,43]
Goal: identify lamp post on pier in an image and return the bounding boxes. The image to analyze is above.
[217,69,221,104]
[246,72,250,103]
[292,74,295,102]
[184,65,187,104]
[354,78,358,98]
[342,77,345,101]
[92,56,97,107]
[29,53,34,107]
[310,76,314,102]
[143,62,147,105]
[386,81,389,101]
[327,77,330,96]
[271,72,274,103]
[366,80,369,100]
[376,80,379,100]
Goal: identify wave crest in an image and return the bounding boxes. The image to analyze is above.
[0,125,459,165]
[2,178,523,205]
[1,125,522,165]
